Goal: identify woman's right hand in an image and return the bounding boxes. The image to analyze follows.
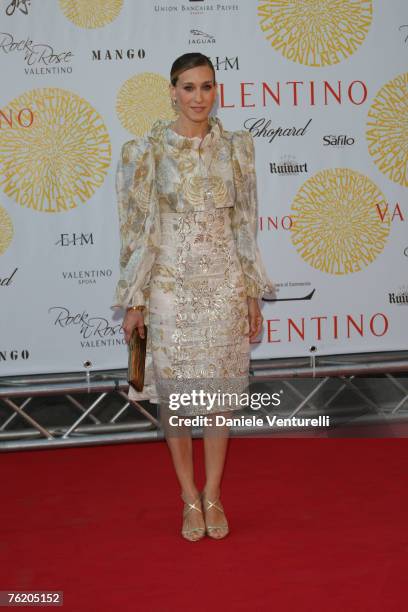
[122,309,145,344]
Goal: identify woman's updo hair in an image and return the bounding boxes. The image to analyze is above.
[170,53,216,86]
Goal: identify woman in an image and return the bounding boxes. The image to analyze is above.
[113,53,274,541]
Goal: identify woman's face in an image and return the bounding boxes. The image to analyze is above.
[170,65,217,122]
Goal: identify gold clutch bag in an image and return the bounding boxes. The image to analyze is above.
[127,325,147,392]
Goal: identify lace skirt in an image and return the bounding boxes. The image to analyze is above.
[147,206,250,423]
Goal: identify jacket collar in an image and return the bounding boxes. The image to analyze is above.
[148,115,223,150]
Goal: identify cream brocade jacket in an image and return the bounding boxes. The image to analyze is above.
[113,115,274,314]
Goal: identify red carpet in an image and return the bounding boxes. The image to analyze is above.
[1,438,407,611]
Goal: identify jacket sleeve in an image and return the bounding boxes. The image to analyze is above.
[112,138,160,309]
[230,130,275,299]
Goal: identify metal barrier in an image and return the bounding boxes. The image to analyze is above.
[1,350,408,451]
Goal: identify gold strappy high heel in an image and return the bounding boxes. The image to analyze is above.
[181,494,206,542]
[201,493,229,540]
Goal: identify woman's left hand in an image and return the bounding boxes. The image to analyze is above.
[247,297,263,341]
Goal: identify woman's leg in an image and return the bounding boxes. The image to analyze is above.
[165,431,205,536]
[165,433,198,498]
[202,421,230,537]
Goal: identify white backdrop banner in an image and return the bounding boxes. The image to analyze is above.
[0,0,407,376]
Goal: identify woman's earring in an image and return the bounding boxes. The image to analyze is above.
[172,98,178,113]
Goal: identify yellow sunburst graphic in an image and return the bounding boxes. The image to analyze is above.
[367,72,408,188]
[0,206,13,255]
[258,0,373,67]
[59,0,123,29]
[117,72,177,136]
[290,169,390,274]
[0,88,111,213]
